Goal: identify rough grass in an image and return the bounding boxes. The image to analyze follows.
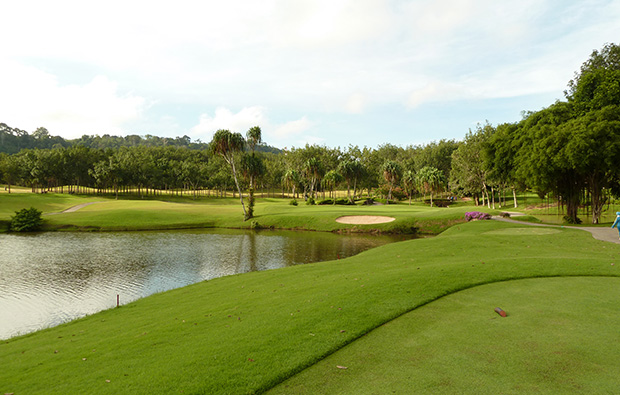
[2,220,620,394]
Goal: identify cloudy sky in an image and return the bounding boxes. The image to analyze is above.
[2,0,619,149]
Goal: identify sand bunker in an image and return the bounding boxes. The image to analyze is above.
[336,215,396,225]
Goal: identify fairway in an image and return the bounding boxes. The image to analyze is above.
[269,276,620,394]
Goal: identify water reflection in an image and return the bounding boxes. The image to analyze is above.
[0,229,412,339]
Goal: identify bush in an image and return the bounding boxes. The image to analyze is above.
[464,211,491,221]
[306,197,315,206]
[10,207,44,232]
[317,198,354,206]
[289,199,298,206]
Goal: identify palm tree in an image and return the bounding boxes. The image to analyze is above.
[417,166,445,207]
[282,168,300,198]
[322,170,343,203]
[240,153,265,219]
[246,126,262,153]
[210,129,247,218]
[382,160,402,204]
[338,160,363,203]
[402,169,417,205]
[244,126,262,220]
[304,157,323,199]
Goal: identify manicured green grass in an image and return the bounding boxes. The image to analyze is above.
[2,220,619,394]
[0,192,103,219]
[1,193,470,233]
[268,276,620,394]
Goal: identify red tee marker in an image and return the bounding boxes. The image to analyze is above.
[494,307,507,317]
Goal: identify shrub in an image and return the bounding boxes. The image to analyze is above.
[464,211,491,221]
[10,207,44,232]
[500,212,511,218]
[306,197,315,206]
[289,199,298,206]
[317,198,354,206]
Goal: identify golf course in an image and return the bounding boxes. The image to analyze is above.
[2,192,620,394]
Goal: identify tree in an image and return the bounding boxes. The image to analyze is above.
[210,130,247,218]
[382,160,402,203]
[338,160,356,203]
[450,129,489,206]
[402,169,417,205]
[282,168,300,198]
[483,123,522,208]
[243,126,263,220]
[322,170,343,202]
[0,153,20,193]
[304,157,323,199]
[417,166,445,207]
[240,153,265,219]
[515,101,581,222]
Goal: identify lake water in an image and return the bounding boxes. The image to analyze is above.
[0,229,411,339]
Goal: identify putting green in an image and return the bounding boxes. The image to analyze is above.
[269,276,620,394]
[484,227,561,236]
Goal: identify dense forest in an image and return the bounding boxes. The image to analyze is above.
[1,43,619,224]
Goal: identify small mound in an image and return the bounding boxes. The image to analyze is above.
[336,216,396,225]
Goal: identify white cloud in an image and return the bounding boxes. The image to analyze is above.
[190,107,267,141]
[0,61,146,137]
[271,117,313,139]
[3,1,620,147]
[407,82,470,108]
[190,107,315,147]
[345,94,367,114]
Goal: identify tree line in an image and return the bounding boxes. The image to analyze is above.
[0,129,459,213]
[1,43,619,223]
[0,124,281,155]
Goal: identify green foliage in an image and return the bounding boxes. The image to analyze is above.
[10,207,43,232]
[317,198,355,205]
[305,197,315,205]
[289,198,298,206]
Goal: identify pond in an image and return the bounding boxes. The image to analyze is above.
[0,229,412,339]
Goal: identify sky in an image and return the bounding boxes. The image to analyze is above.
[2,0,619,150]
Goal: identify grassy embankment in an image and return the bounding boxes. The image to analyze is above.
[2,213,620,394]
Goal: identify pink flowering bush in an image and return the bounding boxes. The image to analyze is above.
[465,211,491,221]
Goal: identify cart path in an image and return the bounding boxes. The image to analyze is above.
[46,202,105,215]
[493,214,620,244]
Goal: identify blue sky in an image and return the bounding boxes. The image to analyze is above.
[2,0,619,149]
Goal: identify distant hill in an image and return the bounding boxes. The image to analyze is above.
[0,123,282,154]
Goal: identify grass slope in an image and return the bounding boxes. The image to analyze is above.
[2,220,620,394]
[269,276,620,394]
